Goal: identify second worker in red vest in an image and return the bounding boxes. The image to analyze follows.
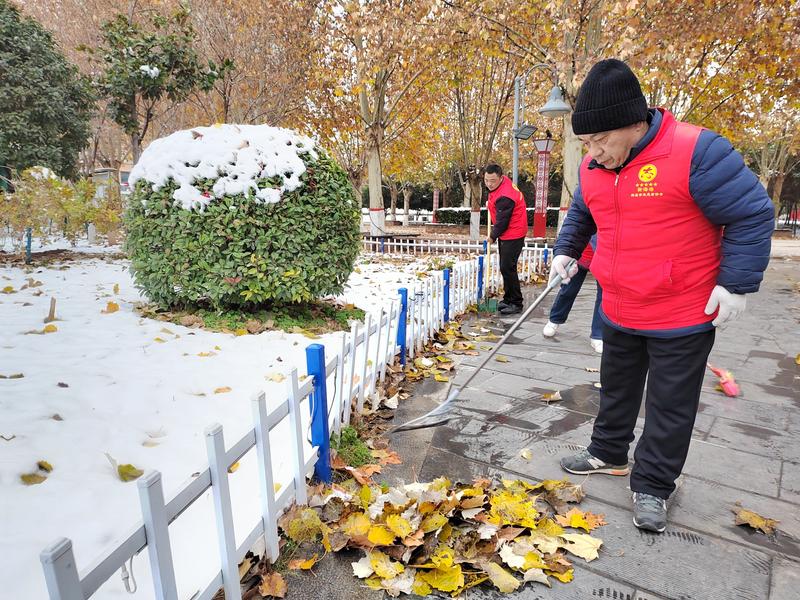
[484,163,529,316]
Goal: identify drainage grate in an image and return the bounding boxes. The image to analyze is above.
[592,588,633,599]
[543,441,585,455]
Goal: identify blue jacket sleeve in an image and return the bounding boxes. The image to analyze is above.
[690,130,774,294]
[553,183,597,258]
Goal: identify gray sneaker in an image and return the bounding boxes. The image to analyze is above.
[560,449,630,476]
[632,492,667,533]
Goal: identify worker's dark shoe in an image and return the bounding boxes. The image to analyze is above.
[632,492,667,533]
[497,300,510,310]
[499,304,522,315]
[560,449,630,476]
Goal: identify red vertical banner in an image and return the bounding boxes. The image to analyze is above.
[432,189,439,223]
[533,151,549,238]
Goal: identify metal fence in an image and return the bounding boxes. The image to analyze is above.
[39,251,550,600]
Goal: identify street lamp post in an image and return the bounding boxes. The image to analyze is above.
[511,64,571,186]
[532,137,556,238]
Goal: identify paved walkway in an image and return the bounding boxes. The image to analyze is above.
[385,257,800,600]
[285,257,799,599]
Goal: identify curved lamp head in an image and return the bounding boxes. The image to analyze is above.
[539,85,571,118]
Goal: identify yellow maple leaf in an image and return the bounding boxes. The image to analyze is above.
[102,301,119,314]
[495,355,510,363]
[37,460,53,472]
[733,506,779,535]
[547,568,574,583]
[430,545,454,569]
[214,386,232,394]
[385,514,413,538]
[288,554,319,570]
[555,507,592,531]
[369,550,404,579]
[266,372,286,383]
[117,464,144,482]
[536,517,566,537]
[234,328,248,336]
[482,562,520,593]
[341,512,371,537]
[420,512,448,533]
[411,574,432,596]
[153,337,166,343]
[418,564,464,592]
[560,532,603,561]
[227,461,240,473]
[20,473,47,485]
[258,572,287,598]
[43,324,57,333]
[434,373,449,382]
[367,524,396,546]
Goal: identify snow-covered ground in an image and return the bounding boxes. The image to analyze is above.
[0,242,462,599]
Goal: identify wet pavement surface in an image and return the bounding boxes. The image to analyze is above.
[382,257,800,600]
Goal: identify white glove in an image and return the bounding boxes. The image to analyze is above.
[549,254,579,285]
[704,285,747,327]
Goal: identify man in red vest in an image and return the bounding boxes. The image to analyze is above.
[484,163,529,315]
[552,59,773,533]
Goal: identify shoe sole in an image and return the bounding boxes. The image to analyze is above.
[633,516,666,533]
[561,465,630,476]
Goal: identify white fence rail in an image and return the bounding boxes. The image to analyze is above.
[362,236,548,256]
[39,250,550,600]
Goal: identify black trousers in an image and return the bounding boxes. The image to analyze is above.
[587,324,715,499]
[498,237,524,306]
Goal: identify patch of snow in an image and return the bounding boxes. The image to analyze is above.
[138,65,160,79]
[129,125,318,211]
[0,249,458,599]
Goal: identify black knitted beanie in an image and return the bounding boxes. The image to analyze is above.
[572,59,648,135]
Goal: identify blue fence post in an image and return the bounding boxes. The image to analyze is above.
[397,288,408,366]
[543,248,549,266]
[477,255,484,302]
[305,344,331,484]
[25,227,32,264]
[443,270,450,323]
[482,239,488,254]
[380,238,385,253]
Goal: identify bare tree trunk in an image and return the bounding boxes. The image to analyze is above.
[468,169,482,241]
[388,178,398,221]
[402,185,412,227]
[559,123,581,232]
[771,172,785,215]
[366,129,385,235]
[131,133,142,165]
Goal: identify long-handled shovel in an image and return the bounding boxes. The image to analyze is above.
[389,259,575,434]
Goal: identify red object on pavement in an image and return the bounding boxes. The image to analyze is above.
[707,363,740,397]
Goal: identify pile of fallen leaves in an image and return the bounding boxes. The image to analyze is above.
[260,475,604,597]
[403,321,499,385]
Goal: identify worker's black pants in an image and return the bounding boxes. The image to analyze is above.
[498,237,525,307]
[587,324,715,499]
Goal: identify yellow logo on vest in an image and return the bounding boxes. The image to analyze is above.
[633,164,662,198]
[638,164,657,182]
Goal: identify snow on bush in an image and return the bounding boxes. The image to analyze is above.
[125,124,360,309]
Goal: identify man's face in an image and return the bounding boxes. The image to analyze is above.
[577,123,647,170]
[484,172,502,191]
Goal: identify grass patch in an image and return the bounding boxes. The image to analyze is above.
[330,426,373,468]
[136,300,365,336]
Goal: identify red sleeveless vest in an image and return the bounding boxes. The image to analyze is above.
[581,109,722,330]
[487,176,528,240]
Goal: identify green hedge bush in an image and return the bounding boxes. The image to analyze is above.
[125,129,360,309]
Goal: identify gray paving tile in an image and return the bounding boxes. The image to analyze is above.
[769,556,800,600]
[706,417,800,462]
[779,460,800,504]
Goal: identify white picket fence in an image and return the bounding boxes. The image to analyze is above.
[39,250,550,600]
[362,236,548,255]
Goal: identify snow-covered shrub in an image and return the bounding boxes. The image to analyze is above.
[125,124,360,309]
